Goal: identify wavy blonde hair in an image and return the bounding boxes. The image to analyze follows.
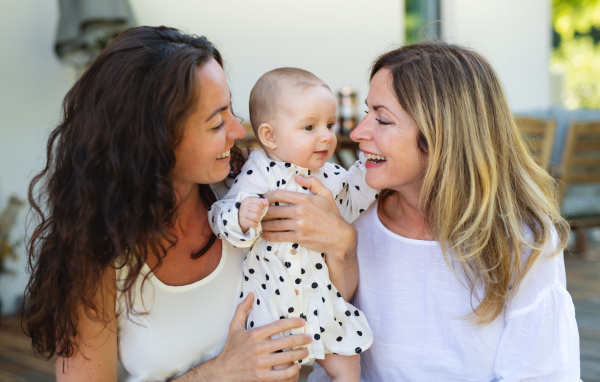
[372,42,570,324]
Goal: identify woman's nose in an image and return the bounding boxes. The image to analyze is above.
[229,119,246,140]
[350,118,369,142]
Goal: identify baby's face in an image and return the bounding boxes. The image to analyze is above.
[269,85,337,171]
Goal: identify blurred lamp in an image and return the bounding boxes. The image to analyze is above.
[54,0,135,70]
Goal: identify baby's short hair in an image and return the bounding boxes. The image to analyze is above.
[249,67,331,134]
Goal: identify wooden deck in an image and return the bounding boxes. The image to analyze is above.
[565,243,600,382]
[1,238,599,381]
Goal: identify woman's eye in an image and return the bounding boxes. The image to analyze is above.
[375,118,392,126]
[327,123,334,130]
[304,125,314,131]
[213,121,225,130]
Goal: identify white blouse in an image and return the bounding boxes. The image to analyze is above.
[310,202,581,382]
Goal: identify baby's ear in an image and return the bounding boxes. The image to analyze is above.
[257,123,277,150]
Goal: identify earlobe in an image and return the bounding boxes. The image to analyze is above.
[258,123,277,150]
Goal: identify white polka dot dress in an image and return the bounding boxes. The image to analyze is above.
[209,149,377,361]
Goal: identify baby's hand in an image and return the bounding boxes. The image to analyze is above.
[239,197,269,233]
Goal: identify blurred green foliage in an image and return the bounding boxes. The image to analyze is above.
[406,0,423,44]
[552,0,600,109]
[405,0,439,43]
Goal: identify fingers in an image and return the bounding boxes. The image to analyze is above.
[261,230,298,243]
[241,197,269,216]
[229,293,253,332]
[252,317,307,339]
[239,198,268,231]
[294,176,334,199]
[269,363,302,381]
[263,189,308,206]
[271,349,309,366]
[239,214,262,232]
[265,334,312,354]
[260,217,294,232]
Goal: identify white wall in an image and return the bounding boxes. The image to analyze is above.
[0,0,402,315]
[0,1,77,315]
[441,0,552,112]
[129,0,403,121]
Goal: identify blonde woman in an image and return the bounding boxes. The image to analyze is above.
[310,42,581,381]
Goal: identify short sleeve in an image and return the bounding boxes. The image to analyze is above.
[494,231,581,381]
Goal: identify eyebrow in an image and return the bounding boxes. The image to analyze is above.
[296,115,337,127]
[205,105,228,122]
[205,92,232,122]
[365,100,392,113]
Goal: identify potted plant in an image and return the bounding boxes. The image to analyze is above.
[0,195,25,314]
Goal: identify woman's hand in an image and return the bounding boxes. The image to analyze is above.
[197,293,310,381]
[261,175,359,300]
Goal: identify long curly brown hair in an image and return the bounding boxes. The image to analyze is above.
[22,26,244,358]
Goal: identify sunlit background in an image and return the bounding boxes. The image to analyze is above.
[0,0,599,379]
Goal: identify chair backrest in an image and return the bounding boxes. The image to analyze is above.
[515,116,556,171]
[238,122,260,149]
[559,121,600,201]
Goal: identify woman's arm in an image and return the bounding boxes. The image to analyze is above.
[56,268,119,381]
[261,175,359,301]
[494,249,580,380]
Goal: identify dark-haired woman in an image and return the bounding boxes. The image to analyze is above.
[23,26,357,381]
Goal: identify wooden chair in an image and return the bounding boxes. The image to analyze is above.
[559,121,600,256]
[515,116,556,171]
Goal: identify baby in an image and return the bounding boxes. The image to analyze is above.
[209,68,376,381]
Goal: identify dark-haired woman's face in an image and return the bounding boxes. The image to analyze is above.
[172,59,245,193]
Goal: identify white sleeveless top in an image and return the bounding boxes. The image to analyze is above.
[115,243,244,381]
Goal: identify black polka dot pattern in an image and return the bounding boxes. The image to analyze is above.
[210,151,376,359]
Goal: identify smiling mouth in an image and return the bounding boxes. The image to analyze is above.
[365,153,387,164]
[216,149,230,159]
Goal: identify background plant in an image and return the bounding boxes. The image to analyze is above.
[552,0,600,109]
[0,195,25,274]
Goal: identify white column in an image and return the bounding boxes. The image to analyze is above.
[441,0,552,112]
